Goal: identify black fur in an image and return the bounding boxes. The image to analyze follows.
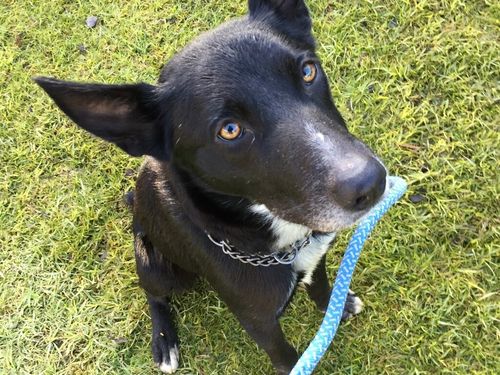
[35,1,387,373]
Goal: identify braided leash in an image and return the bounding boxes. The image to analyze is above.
[290,176,408,375]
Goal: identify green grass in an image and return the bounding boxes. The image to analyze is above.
[1,0,498,374]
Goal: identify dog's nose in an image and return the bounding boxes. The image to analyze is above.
[334,157,387,211]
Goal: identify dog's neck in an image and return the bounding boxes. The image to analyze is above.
[249,204,311,249]
[167,164,310,254]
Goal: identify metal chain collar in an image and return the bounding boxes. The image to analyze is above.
[206,232,312,267]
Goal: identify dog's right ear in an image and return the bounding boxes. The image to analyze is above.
[34,77,169,160]
[248,0,314,49]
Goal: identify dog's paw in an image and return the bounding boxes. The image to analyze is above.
[152,333,179,374]
[341,290,363,321]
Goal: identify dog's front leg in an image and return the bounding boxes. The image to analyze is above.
[306,254,364,320]
[134,229,195,374]
[305,254,331,312]
[236,314,298,374]
[146,294,180,374]
[211,268,298,374]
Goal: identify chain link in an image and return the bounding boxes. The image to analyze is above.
[206,233,312,267]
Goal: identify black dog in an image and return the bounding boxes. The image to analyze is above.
[36,1,387,373]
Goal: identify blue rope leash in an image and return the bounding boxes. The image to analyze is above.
[290,176,408,375]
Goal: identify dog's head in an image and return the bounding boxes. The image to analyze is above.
[36,0,386,233]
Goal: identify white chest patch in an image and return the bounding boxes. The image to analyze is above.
[250,204,336,285]
[292,233,336,285]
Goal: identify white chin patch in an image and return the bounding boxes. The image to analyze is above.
[250,203,336,285]
[250,204,310,248]
[159,346,179,374]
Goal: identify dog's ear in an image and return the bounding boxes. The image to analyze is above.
[248,0,314,48]
[34,77,169,159]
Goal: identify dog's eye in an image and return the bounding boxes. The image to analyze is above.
[302,62,317,83]
[218,121,242,141]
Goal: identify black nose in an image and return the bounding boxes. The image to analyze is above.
[334,157,387,211]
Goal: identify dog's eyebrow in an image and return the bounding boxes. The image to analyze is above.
[220,100,251,119]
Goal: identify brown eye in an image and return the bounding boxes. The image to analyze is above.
[218,121,242,140]
[302,61,317,83]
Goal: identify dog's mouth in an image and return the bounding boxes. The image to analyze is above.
[256,176,391,236]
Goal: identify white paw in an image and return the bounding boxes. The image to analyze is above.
[351,295,364,315]
[158,346,179,374]
[342,290,364,320]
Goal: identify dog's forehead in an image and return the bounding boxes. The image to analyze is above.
[202,31,297,72]
[166,21,305,84]
[168,26,309,113]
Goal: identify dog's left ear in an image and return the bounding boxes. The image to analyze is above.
[248,0,314,49]
[34,77,169,160]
